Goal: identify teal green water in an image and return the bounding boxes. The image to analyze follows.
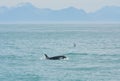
[0,24,120,81]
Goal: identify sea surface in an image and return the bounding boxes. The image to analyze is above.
[0,24,120,81]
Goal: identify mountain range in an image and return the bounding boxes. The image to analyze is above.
[0,3,120,22]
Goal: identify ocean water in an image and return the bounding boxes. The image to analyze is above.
[0,24,120,81]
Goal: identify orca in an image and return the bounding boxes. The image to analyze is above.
[44,54,66,60]
[73,43,76,47]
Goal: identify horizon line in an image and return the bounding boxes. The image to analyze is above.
[0,21,120,24]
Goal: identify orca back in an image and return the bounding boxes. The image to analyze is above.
[44,54,66,60]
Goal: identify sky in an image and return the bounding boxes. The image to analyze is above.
[0,0,120,12]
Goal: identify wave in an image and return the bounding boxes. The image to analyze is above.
[64,52,88,56]
[64,52,120,56]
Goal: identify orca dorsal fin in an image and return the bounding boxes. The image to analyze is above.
[44,54,49,59]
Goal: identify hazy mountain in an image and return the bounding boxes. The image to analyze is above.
[0,3,120,22]
[88,6,120,21]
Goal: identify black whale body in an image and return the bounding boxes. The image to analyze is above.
[44,54,66,60]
